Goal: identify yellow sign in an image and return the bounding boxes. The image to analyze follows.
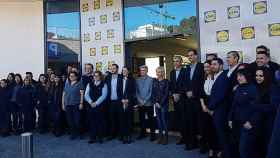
[107,29,114,39]
[90,48,96,56]
[114,45,122,54]
[204,10,216,23]
[106,0,113,7]
[95,32,101,40]
[96,62,103,71]
[82,3,89,12]
[269,23,280,36]
[101,46,109,55]
[83,33,91,42]
[100,15,107,24]
[93,0,100,10]
[217,30,229,42]
[241,27,255,40]
[254,1,267,14]
[228,6,240,19]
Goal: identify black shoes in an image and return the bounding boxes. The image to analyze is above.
[176,139,185,145]
[136,133,147,140]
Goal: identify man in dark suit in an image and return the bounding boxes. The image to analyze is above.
[105,64,123,140]
[208,58,232,158]
[184,49,205,150]
[249,45,279,80]
[225,51,241,158]
[169,56,187,145]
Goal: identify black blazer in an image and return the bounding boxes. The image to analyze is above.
[169,68,187,94]
[121,76,136,105]
[185,63,205,98]
[105,74,123,101]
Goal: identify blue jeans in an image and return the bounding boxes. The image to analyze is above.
[156,105,168,134]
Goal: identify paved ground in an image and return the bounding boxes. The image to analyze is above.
[0,134,207,158]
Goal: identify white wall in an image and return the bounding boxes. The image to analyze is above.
[199,0,280,63]
[0,1,44,79]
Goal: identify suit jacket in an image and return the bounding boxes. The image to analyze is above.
[169,68,187,94]
[185,63,205,98]
[105,74,123,101]
[267,105,280,158]
[208,71,229,111]
[249,61,279,80]
[121,76,136,105]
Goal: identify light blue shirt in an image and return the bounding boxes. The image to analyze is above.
[136,75,153,106]
[84,82,108,106]
[175,69,181,81]
[110,75,118,100]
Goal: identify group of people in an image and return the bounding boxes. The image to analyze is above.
[0,45,279,158]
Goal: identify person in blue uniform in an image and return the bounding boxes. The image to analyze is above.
[208,58,231,158]
[85,71,108,144]
[9,74,23,134]
[119,67,136,144]
[0,79,12,137]
[254,67,280,157]
[17,78,36,133]
[48,75,64,137]
[228,69,259,158]
[36,74,50,134]
[152,67,169,145]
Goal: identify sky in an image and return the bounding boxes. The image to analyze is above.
[47,0,196,38]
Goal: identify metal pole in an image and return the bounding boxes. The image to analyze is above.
[21,132,34,158]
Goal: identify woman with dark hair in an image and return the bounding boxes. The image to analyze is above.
[118,67,136,144]
[254,67,280,157]
[9,74,23,134]
[62,71,84,140]
[17,78,36,133]
[228,69,258,158]
[36,74,50,134]
[199,60,218,158]
[85,71,108,144]
[0,79,12,137]
[6,73,16,133]
[49,74,64,137]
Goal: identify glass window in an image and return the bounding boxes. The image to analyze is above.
[124,0,197,40]
[46,0,81,75]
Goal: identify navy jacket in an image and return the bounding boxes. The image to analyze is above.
[267,106,280,158]
[185,63,205,98]
[17,85,36,109]
[229,83,258,124]
[36,84,49,106]
[152,79,169,107]
[105,74,123,101]
[82,74,93,88]
[0,87,11,128]
[208,71,229,111]
[169,68,187,94]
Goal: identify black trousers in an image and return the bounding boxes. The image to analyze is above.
[184,97,200,146]
[37,104,50,132]
[9,102,20,131]
[139,106,156,135]
[109,100,122,137]
[89,106,105,140]
[173,97,185,139]
[65,106,81,137]
[119,107,133,137]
